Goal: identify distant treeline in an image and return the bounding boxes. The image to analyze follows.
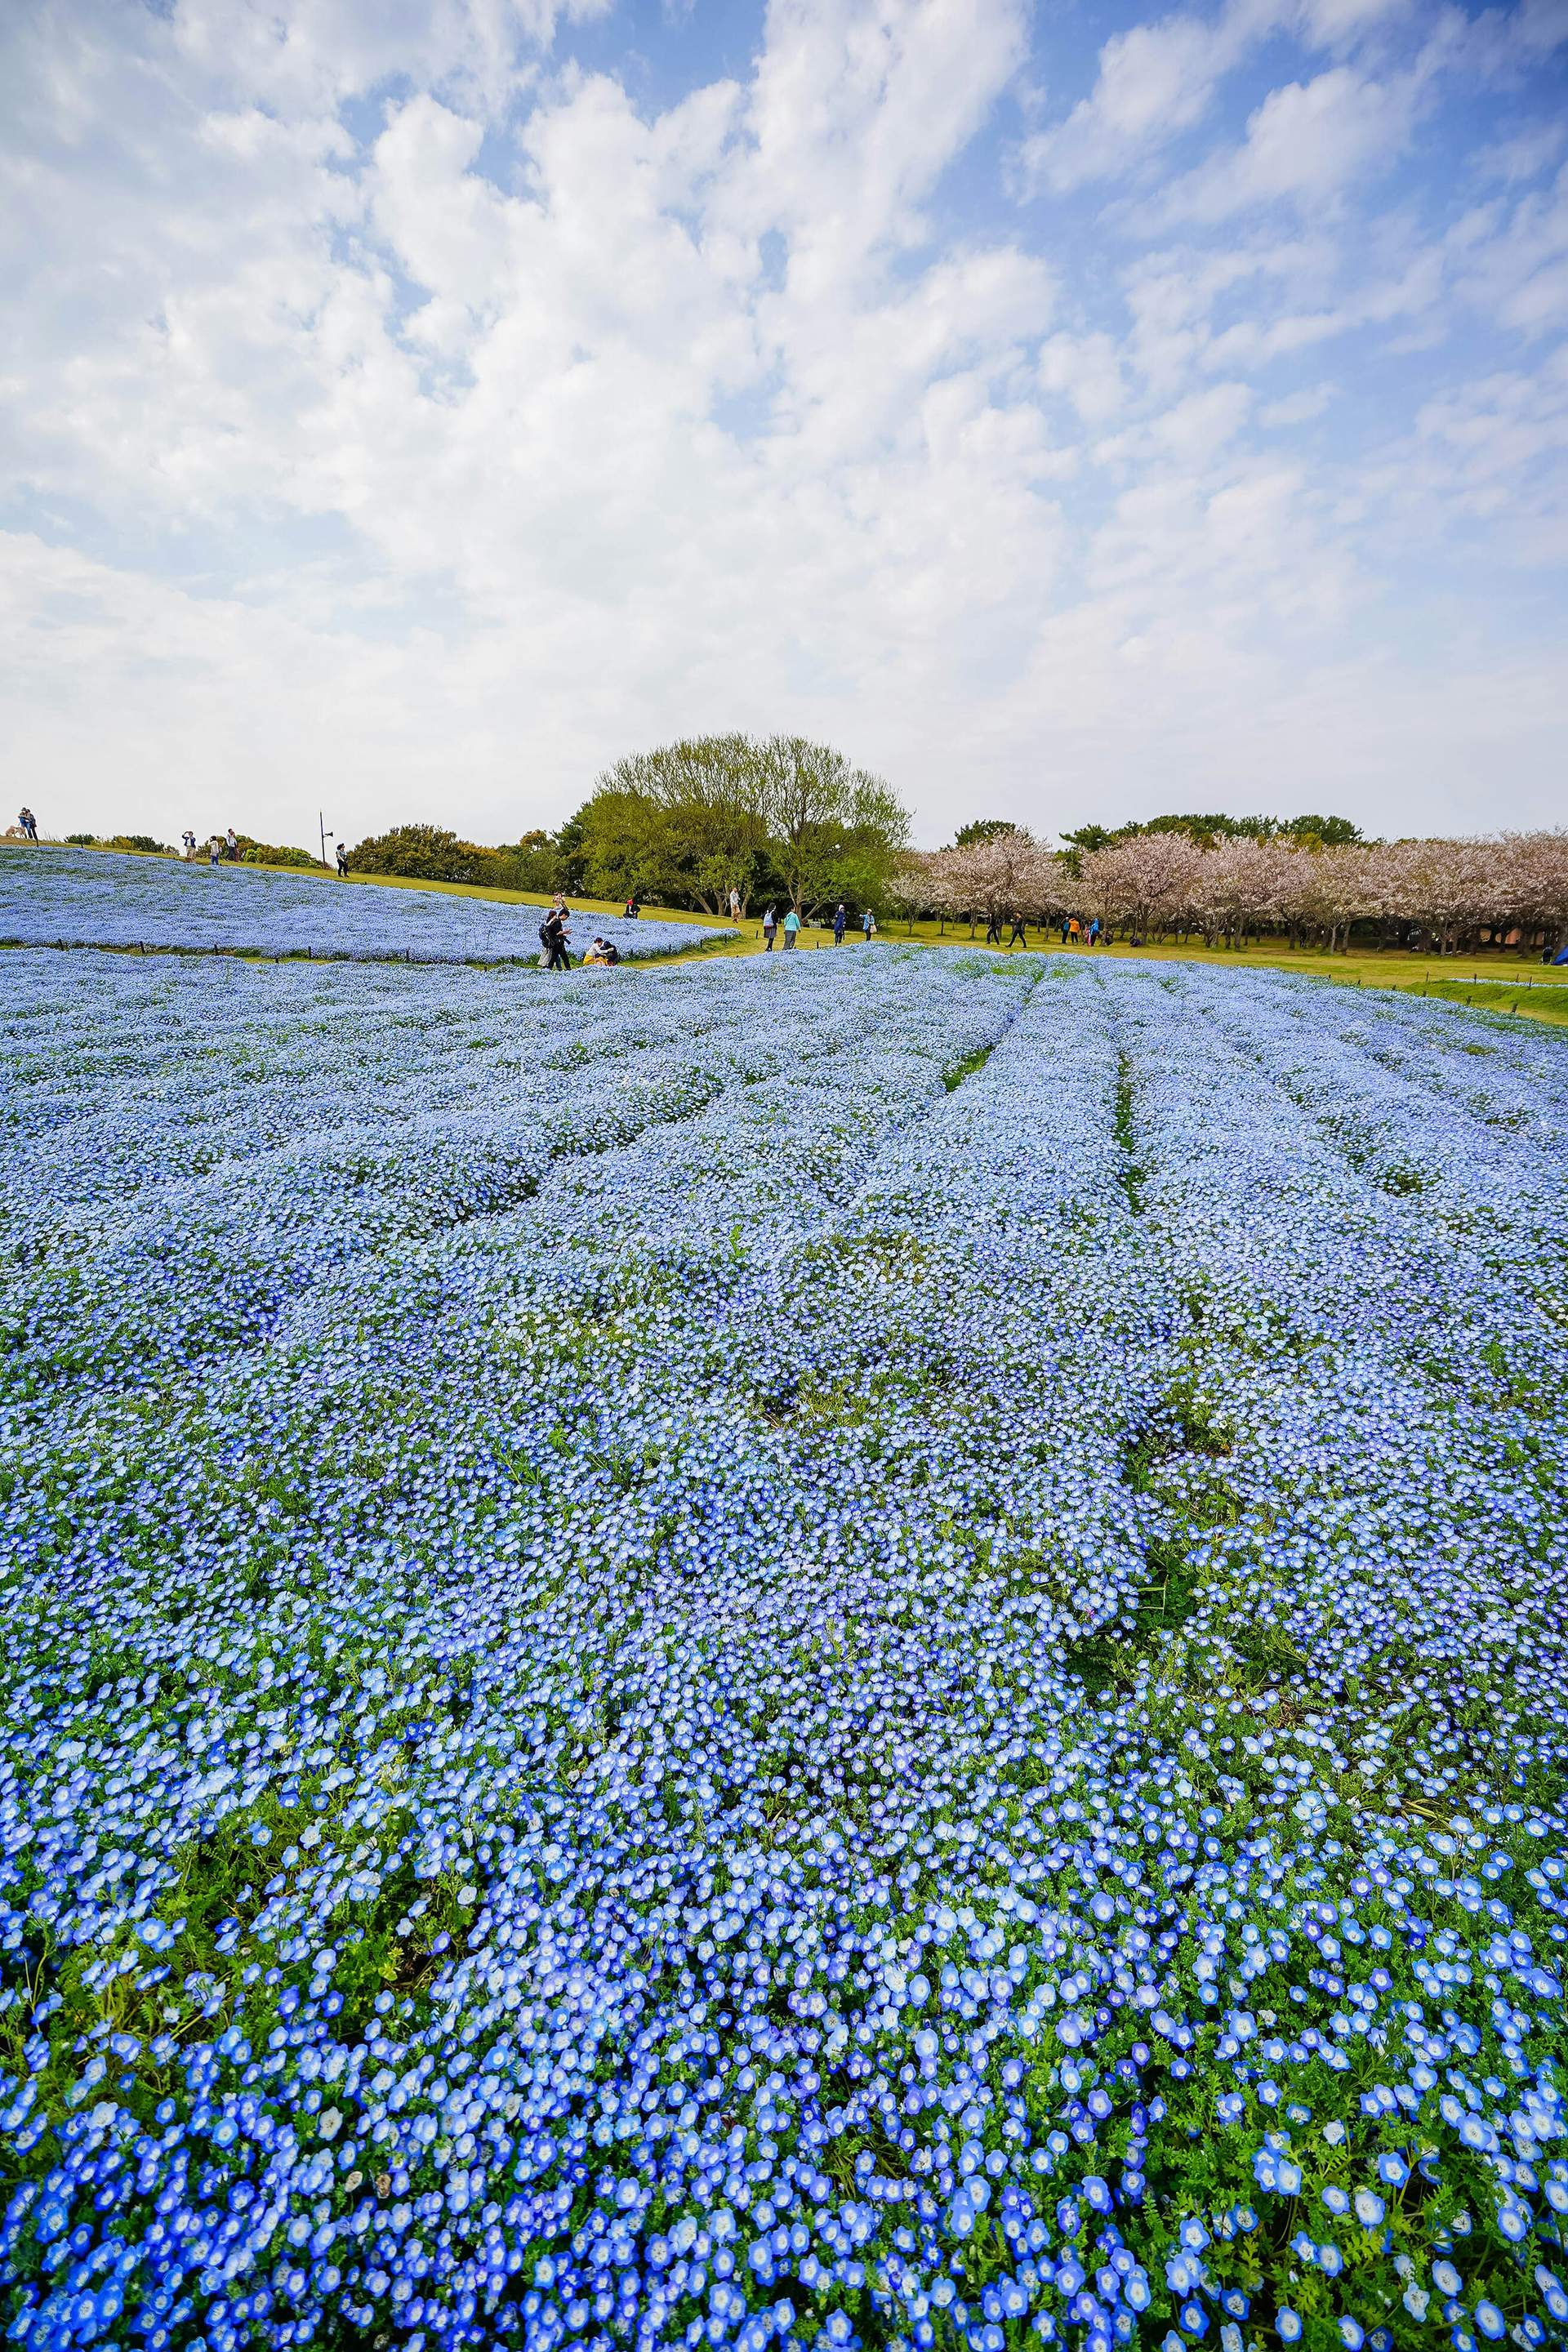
[66,831,323,869]
[59,780,1568,955]
[896,823,1568,958]
[342,782,1378,921]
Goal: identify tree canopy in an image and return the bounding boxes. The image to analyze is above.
[1061,810,1363,870]
[559,734,909,915]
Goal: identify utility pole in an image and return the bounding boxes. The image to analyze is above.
[319,813,332,868]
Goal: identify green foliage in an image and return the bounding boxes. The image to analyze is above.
[65,834,174,855]
[561,733,910,917]
[345,825,559,893]
[952,819,1022,847]
[234,836,323,870]
[1061,813,1365,870]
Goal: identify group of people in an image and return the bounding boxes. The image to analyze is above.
[537,898,622,970]
[16,806,38,843]
[182,826,239,865]
[760,902,875,951]
[534,889,882,969]
[980,911,1102,948]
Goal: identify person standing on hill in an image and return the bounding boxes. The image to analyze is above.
[17,807,38,843]
[225,826,238,860]
[782,906,801,951]
[336,841,350,878]
[729,886,742,924]
[1089,916,1101,947]
[762,906,777,952]
[862,909,876,942]
[833,903,847,946]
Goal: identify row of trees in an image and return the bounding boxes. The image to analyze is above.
[350,737,909,917]
[339,758,1564,956]
[893,827,1568,957]
[1059,809,1365,859]
[345,825,556,893]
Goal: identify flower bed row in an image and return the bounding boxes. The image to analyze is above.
[1,950,1565,2352]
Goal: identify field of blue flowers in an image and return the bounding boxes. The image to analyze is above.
[0,848,719,962]
[2,942,1566,2352]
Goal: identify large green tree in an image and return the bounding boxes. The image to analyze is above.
[756,735,909,915]
[577,737,773,914]
[561,734,909,917]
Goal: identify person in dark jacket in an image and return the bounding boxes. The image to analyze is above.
[540,908,572,970]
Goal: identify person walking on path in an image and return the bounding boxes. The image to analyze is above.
[226,826,238,861]
[985,911,1002,947]
[1008,915,1028,947]
[207,836,220,865]
[833,902,847,946]
[17,808,38,843]
[762,906,777,952]
[728,887,742,924]
[782,906,801,950]
[540,908,572,970]
[862,909,876,942]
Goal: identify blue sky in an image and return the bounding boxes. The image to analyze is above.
[2,0,1566,851]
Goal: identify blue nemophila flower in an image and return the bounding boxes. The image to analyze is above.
[2,942,1566,2352]
[0,844,721,963]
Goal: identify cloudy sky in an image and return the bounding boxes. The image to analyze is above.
[2,0,1566,853]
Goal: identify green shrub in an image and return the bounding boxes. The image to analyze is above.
[235,837,324,870]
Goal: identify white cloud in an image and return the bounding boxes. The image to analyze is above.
[1259,381,1336,422]
[1451,163,1568,338]
[1152,64,1419,224]
[1471,121,1568,186]
[1037,331,1128,425]
[169,0,612,119]
[1298,0,1410,43]
[0,0,1565,851]
[1019,0,1280,194]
